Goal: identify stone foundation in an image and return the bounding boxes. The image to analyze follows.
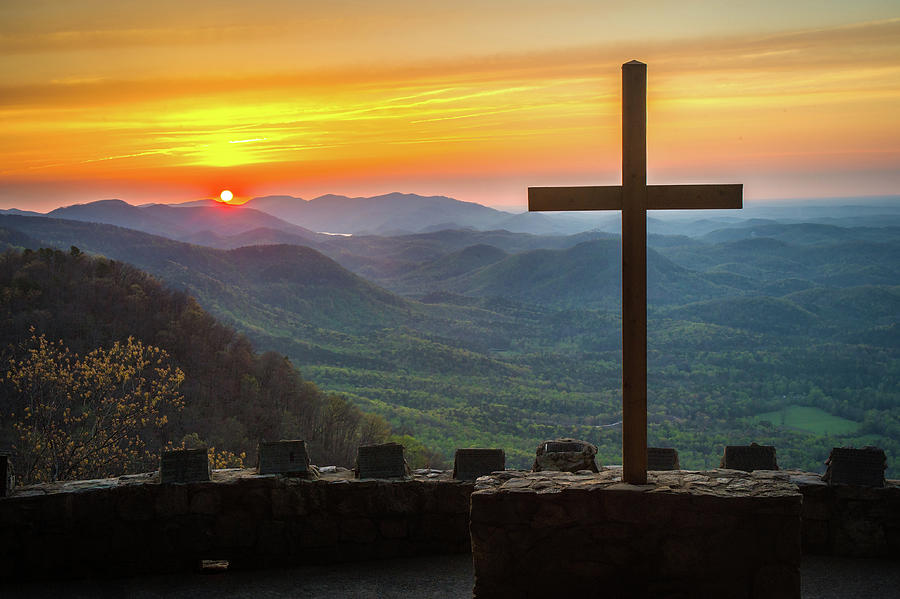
[0,468,472,581]
[469,469,802,599]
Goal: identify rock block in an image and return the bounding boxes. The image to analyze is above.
[532,438,599,472]
[720,443,778,472]
[453,448,505,480]
[0,454,12,497]
[647,447,680,471]
[355,442,409,479]
[160,448,210,484]
[823,447,886,487]
[257,440,313,477]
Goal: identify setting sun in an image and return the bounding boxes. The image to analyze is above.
[0,2,898,211]
[219,190,234,203]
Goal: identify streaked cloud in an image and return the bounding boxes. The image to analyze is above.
[0,2,897,209]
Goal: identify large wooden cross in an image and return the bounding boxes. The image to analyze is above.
[528,60,742,485]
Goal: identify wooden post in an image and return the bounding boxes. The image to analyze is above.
[621,60,648,484]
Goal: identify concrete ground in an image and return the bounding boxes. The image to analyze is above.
[5,554,900,598]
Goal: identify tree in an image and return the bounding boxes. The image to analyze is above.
[5,331,184,484]
[389,434,450,469]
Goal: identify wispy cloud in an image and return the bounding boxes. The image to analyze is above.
[0,13,897,204]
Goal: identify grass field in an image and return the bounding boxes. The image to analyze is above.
[751,405,860,436]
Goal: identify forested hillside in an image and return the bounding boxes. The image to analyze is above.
[0,247,398,482]
[1,212,897,477]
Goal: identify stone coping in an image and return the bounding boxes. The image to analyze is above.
[474,467,803,498]
[5,466,897,499]
[4,466,457,498]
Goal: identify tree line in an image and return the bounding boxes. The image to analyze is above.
[0,248,427,484]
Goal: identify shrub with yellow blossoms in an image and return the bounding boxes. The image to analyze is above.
[165,434,246,470]
[6,331,185,484]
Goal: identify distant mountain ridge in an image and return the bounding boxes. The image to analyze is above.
[242,192,593,235]
[46,198,319,241]
[0,214,410,335]
[34,193,606,238]
[13,193,900,241]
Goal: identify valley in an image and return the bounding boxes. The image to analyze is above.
[1,195,898,474]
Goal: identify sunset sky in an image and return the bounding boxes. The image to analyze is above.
[1,0,898,211]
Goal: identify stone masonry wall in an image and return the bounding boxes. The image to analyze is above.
[0,468,472,581]
[791,472,900,557]
[1,467,898,584]
[470,470,802,599]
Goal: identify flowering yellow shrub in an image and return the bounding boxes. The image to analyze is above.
[164,433,246,470]
[7,331,184,483]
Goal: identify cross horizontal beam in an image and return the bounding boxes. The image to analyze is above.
[528,184,742,212]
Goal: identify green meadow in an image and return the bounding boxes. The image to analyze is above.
[751,405,860,436]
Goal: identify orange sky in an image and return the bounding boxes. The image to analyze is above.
[1,1,898,211]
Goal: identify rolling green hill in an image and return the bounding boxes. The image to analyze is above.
[662,236,900,286]
[0,247,395,471]
[0,215,414,334]
[660,296,819,336]
[390,244,509,295]
[786,286,900,330]
[701,222,900,245]
[2,213,898,476]
[444,240,733,309]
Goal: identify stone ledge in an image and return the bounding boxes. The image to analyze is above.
[0,467,473,581]
[6,466,462,498]
[475,467,801,499]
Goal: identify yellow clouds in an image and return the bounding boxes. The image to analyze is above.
[0,64,607,179]
[643,19,900,179]
[1,3,898,207]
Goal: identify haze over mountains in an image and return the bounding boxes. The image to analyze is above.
[45,198,319,241]
[34,193,589,237]
[6,192,900,240]
[244,193,569,235]
[0,191,898,473]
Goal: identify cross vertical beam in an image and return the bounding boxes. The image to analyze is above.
[621,61,648,484]
[526,61,742,486]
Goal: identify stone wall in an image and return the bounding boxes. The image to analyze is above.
[0,468,472,581]
[470,470,802,599]
[2,466,899,584]
[791,472,900,557]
